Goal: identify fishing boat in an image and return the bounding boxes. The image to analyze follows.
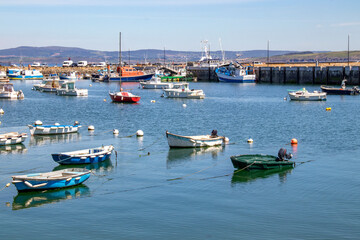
[163,83,205,99]
[109,32,141,103]
[0,83,24,99]
[56,81,88,96]
[12,168,91,192]
[215,63,256,83]
[166,131,225,148]
[230,154,295,170]
[0,132,27,146]
[320,79,360,95]
[7,68,43,80]
[28,120,81,135]
[288,88,326,101]
[59,72,78,81]
[51,145,114,165]
[33,79,65,92]
[140,76,173,89]
[108,66,153,82]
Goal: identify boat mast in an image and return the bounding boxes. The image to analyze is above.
[119,32,122,90]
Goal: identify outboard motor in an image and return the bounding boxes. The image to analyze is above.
[211,129,218,138]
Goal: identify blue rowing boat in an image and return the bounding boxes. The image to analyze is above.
[51,145,114,165]
[12,168,90,192]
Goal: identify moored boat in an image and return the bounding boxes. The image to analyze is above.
[108,66,153,82]
[0,71,9,82]
[109,90,140,103]
[230,154,295,170]
[59,72,78,81]
[215,63,256,83]
[51,145,114,165]
[288,88,326,101]
[140,76,173,89]
[0,132,27,146]
[56,81,88,96]
[320,80,360,95]
[12,168,91,192]
[0,83,24,99]
[166,131,225,148]
[7,68,43,80]
[33,79,65,92]
[163,83,205,99]
[28,120,81,135]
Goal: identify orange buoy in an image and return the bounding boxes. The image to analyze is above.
[291,138,298,145]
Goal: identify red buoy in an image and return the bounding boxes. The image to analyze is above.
[291,138,298,145]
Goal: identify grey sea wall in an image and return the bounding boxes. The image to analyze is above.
[256,66,360,85]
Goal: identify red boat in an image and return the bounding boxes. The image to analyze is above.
[109,90,140,103]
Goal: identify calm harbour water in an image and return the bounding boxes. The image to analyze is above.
[0,80,359,239]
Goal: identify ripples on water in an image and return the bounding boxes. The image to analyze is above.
[0,81,359,239]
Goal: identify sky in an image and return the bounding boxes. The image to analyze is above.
[0,0,359,52]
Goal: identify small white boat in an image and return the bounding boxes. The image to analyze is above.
[0,83,24,99]
[166,131,225,148]
[288,88,327,101]
[56,81,88,96]
[0,71,9,82]
[140,76,173,89]
[59,72,78,81]
[12,168,91,192]
[163,83,205,99]
[28,120,81,135]
[33,79,66,92]
[0,132,27,146]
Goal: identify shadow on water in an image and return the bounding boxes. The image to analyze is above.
[12,185,90,211]
[166,146,223,168]
[52,159,114,174]
[0,144,27,155]
[29,133,81,147]
[231,167,293,185]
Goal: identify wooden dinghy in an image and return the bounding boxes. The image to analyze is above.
[0,132,27,146]
[166,131,225,148]
[12,168,91,192]
[51,145,114,165]
[28,120,81,135]
[230,154,295,170]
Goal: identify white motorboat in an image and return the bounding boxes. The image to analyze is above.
[28,120,82,136]
[56,81,88,96]
[288,88,327,101]
[0,132,27,146]
[140,76,173,89]
[166,131,225,148]
[59,72,78,81]
[0,83,24,99]
[0,71,9,82]
[163,83,205,99]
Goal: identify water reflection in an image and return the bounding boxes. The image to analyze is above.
[167,147,223,168]
[29,133,81,147]
[231,167,293,185]
[0,144,27,155]
[12,185,90,210]
[52,159,114,174]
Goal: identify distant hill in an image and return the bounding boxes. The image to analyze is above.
[0,46,296,65]
[256,51,360,62]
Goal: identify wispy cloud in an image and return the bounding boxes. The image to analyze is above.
[0,0,265,6]
[331,22,360,27]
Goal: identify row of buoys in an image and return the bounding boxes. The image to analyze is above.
[88,125,144,136]
[246,137,298,145]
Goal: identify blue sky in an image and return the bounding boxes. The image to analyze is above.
[0,0,359,52]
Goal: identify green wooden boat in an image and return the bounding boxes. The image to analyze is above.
[230,154,294,170]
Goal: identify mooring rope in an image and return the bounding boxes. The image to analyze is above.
[138,136,163,151]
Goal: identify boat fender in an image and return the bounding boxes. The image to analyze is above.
[66,178,72,181]
[75,177,81,181]
[23,181,47,188]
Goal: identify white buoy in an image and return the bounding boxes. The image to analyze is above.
[88,125,95,131]
[283,97,287,100]
[136,130,144,137]
[247,138,253,143]
[54,123,60,126]
[0,109,4,114]
[182,104,187,108]
[151,100,156,103]
[34,120,43,126]
[89,84,92,87]
[113,129,119,135]
[224,137,230,143]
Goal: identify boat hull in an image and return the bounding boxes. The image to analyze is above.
[288,92,327,101]
[163,90,205,99]
[0,133,27,146]
[109,92,140,103]
[320,86,359,95]
[230,154,294,170]
[52,146,114,165]
[8,75,43,80]
[166,131,224,148]
[216,72,256,83]
[28,125,81,135]
[109,73,153,82]
[56,89,88,96]
[12,168,90,192]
